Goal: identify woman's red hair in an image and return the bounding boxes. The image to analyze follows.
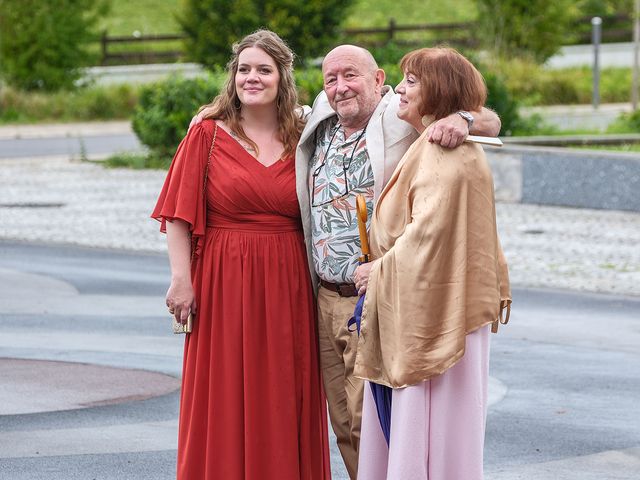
[400,47,487,120]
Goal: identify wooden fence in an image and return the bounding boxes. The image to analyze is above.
[343,19,478,48]
[100,32,184,65]
[573,13,634,44]
[99,14,635,65]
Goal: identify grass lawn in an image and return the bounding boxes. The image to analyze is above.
[344,0,476,28]
[99,0,181,36]
[99,0,477,37]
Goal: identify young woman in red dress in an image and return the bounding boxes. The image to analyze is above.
[152,30,330,479]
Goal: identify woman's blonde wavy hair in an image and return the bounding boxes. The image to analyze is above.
[200,29,304,158]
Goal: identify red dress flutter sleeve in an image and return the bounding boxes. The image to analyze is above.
[151,120,215,261]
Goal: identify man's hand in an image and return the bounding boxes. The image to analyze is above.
[426,107,501,148]
[188,106,215,129]
[426,113,468,149]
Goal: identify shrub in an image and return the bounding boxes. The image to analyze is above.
[607,110,640,134]
[79,84,140,119]
[131,74,224,160]
[485,57,546,106]
[0,0,108,91]
[295,68,325,106]
[485,57,633,106]
[0,83,139,123]
[104,152,170,170]
[369,42,416,66]
[178,0,355,68]
[481,70,523,136]
[380,63,403,90]
[476,0,579,62]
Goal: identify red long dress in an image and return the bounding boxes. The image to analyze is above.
[152,120,331,479]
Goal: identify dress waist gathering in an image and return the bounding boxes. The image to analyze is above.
[206,212,301,233]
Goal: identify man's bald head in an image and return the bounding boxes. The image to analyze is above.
[321,45,385,132]
[322,45,379,75]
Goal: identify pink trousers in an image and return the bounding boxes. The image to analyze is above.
[357,326,490,480]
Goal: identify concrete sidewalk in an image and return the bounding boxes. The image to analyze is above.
[546,42,639,69]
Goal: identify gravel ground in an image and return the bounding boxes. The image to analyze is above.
[1,156,639,297]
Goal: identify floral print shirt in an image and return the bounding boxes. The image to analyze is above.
[309,118,375,283]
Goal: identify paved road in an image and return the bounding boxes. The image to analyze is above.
[0,241,349,479]
[0,134,143,159]
[0,122,143,160]
[547,42,639,69]
[0,241,638,479]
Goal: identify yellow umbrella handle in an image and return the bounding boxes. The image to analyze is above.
[356,194,370,263]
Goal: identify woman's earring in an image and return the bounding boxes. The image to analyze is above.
[421,116,431,128]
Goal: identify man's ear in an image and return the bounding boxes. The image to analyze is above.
[375,68,385,92]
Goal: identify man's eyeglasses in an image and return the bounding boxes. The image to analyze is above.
[311,125,367,208]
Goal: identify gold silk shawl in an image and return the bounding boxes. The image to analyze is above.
[354,128,512,388]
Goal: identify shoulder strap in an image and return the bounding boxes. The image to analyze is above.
[203,122,218,193]
[190,122,218,264]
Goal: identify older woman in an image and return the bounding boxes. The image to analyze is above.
[152,30,330,479]
[352,47,511,479]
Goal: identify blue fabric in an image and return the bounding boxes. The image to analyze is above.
[347,294,365,334]
[370,381,392,445]
[348,293,393,445]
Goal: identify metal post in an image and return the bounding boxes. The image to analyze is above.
[592,17,602,110]
[632,0,640,111]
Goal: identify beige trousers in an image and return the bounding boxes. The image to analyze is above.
[317,286,364,480]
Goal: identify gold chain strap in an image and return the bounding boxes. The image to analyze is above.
[203,123,218,194]
[190,122,218,264]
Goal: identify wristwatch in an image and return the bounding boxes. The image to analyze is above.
[457,110,474,130]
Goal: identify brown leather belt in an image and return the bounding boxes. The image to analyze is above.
[320,280,358,297]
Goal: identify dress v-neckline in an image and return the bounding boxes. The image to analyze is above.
[217,125,284,169]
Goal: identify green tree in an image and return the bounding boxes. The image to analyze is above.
[578,0,632,15]
[132,75,222,161]
[0,0,108,91]
[572,0,633,44]
[178,0,354,68]
[475,0,579,62]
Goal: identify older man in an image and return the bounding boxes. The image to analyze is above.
[294,45,500,479]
